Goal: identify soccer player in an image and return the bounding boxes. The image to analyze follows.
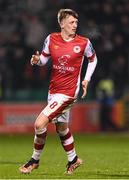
[19,9,97,174]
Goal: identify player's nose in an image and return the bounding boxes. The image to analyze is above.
[73,22,77,28]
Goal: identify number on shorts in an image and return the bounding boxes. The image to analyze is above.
[50,101,58,109]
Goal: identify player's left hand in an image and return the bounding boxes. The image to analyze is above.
[81,80,89,99]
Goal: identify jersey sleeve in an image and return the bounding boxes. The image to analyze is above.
[41,35,51,57]
[84,39,96,61]
[84,55,97,81]
[37,35,50,66]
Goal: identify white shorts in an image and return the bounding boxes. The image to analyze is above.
[41,93,76,123]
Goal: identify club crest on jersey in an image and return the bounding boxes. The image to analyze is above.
[73,46,81,53]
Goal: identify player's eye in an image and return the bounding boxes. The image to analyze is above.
[70,21,76,24]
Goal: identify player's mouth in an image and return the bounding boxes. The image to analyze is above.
[72,29,76,34]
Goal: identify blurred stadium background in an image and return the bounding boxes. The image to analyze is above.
[0,0,129,133]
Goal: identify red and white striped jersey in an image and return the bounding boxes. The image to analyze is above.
[41,32,96,98]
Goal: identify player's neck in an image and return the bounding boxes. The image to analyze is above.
[61,32,76,42]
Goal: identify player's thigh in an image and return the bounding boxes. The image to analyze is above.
[34,112,49,129]
[57,109,70,123]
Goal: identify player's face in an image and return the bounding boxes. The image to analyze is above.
[60,15,78,36]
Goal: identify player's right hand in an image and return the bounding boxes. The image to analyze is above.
[30,51,40,65]
[81,80,89,99]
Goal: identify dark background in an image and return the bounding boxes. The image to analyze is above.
[0,0,129,102]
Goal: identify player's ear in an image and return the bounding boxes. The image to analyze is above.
[60,20,65,29]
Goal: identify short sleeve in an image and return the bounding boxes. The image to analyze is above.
[42,35,50,57]
[84,39,96,61]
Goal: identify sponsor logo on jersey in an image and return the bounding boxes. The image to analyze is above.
[73,46,81,53]
[53,55,75,73]
[58,55,69,66]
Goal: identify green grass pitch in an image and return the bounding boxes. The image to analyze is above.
[0,133,129,179]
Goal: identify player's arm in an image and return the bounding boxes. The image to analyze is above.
[30,35,50,66]
[81,40,97,99]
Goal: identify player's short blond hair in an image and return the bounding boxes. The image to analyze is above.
[57,9,78,24]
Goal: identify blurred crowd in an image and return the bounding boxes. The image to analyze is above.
[0,0,129,101]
